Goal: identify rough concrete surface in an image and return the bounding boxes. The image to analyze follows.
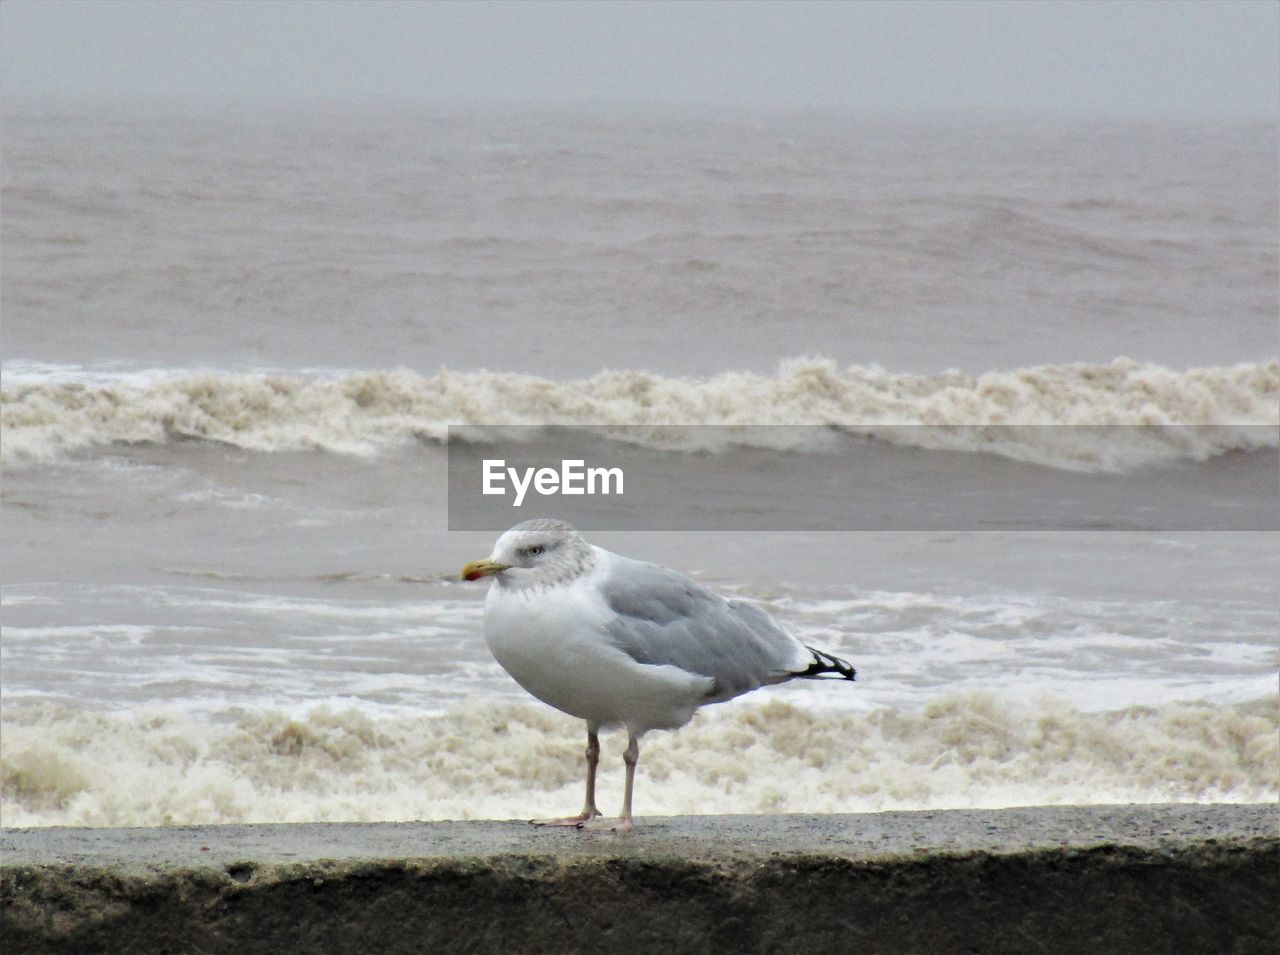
[2,804,1276,954]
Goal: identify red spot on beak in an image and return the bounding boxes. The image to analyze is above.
[461,560,508,581]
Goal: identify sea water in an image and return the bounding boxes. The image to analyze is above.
[2,103,1276,826]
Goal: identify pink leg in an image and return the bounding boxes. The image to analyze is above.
[531,727,602,827]
[582,733,638,832]
[619,734,638,824]
[583,729,602,816]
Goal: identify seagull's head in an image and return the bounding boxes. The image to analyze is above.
[460,519,595,590]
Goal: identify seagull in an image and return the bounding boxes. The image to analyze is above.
[460,519,856,831]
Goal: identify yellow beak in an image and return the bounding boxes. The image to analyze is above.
[461,558,511,582]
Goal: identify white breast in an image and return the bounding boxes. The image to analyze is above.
[482,567,710,734]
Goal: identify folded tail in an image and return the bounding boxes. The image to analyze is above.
[794,646,856,681]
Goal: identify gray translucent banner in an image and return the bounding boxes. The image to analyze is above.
[446,425,1279,532]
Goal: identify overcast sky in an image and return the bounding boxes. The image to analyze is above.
[1,0,1276,116]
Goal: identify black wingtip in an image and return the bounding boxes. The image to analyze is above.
[797,646,856,681]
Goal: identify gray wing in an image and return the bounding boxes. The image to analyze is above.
[599,554,808,702]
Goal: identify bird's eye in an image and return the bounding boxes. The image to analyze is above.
[527,545,544,557]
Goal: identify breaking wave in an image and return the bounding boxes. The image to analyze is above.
[2,357,1277,471]
[1,693,1275,828]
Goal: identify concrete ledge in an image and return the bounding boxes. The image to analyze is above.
[2,805,1276,954]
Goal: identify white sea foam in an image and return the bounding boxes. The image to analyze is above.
[1,693,1273,828]
[2,357,1276,470]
